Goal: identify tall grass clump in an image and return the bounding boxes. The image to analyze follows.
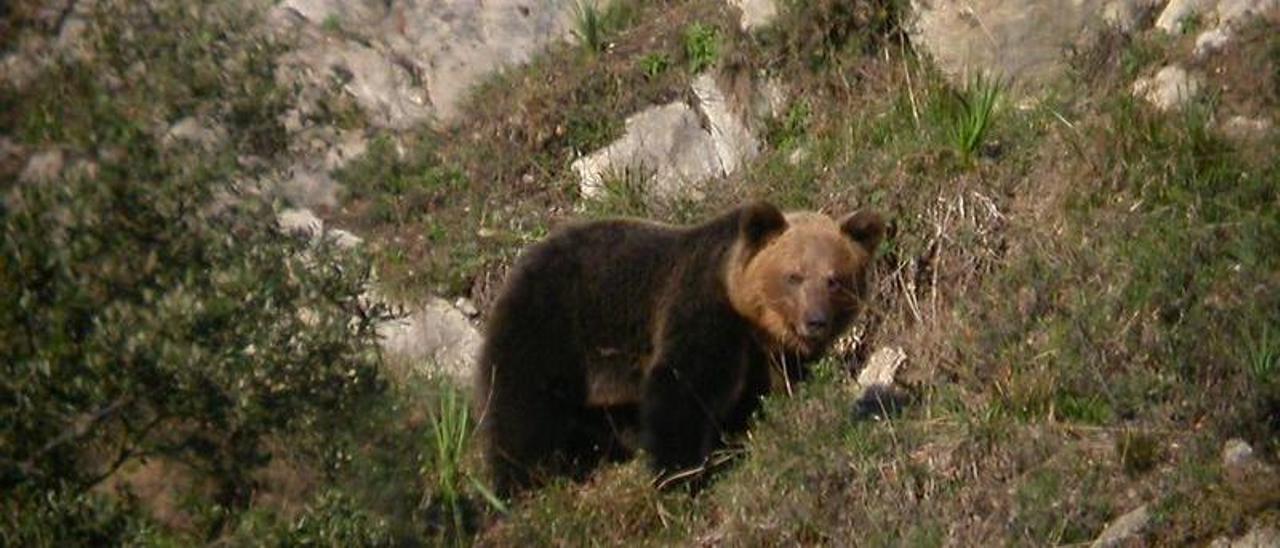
[570,0,637,56]
[932,74,1003,165]
[421,385,503,542]
[571,0,607,54]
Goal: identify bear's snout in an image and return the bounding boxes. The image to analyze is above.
[801,309,830,337]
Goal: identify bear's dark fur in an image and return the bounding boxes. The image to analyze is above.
[475,201,883,497]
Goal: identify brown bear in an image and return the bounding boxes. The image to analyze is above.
[475,201,884,497]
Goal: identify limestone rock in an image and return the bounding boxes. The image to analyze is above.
[271,0,577,125]
[1221,438,1280,509]
[281,38,432,130]
[1132,65,1202,111]
[691,73,760,177]
[1217,0,1280,27]
[277,207,324,239]
[454,297,480,318]
[1104,0,1165,31]
[275,167,340,210]
[1220,115,1273,139]
[1195,27,1232,56]
[851,347,908,420]
[857,346,906,389]
[1156,0,1213,33]
[910,0,1119,90]
[325,228,364,249]
[728,0,779,31]
[573,73,763,202]
[1223,438,1256,470]
[163,117,227,150]
[279,0,385,28]
[1091,504,1150,548]
[378,298,482,383]
[19,149,66,184]
[572,102,722,201]
[277,207,364,251]
[1232,526,1279,548]
[1211,525,1280,548]
[322,130,369,171]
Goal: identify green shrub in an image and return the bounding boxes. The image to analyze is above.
[0,3,394,534]
[683,23,720,74]
[639,52,671,79]
[0,138,393,534]
[287,491,395,547]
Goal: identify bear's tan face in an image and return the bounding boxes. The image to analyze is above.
[729,211,882,357]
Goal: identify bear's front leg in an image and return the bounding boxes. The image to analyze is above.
[640,337,743,480]
[642,364,714,475]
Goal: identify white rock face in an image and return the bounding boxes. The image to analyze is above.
[1104,0,1166,31]
[19,149,66,184]
[1156,0,1278,49]
[1156,0,1214,33]
[275,167,341,210]
[573,74,764,202]
[728,0,779,31]
[1091,504,1151,548]
[277,207,364,249]
[378,298,483,383]
[1132,65,1202,110]
[857,346,906,389]
[1222,438,1256,469]
[1222,526,1280,548]
[283,38,433,130]
[163,117,227,150]
[1221,115,1273,139]
[691,73,761,178]
[1194,27,1232,56]
[911,0,1115,89]
[277,207,325,239]
[272,0,577,126]
[572,102,723,201]
[323,130,370,171]
[1217,0,1280,27]
[325,228,364,249]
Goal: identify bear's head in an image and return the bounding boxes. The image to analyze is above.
[727,201,884,357]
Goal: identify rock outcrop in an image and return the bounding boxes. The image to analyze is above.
[1132,65,1203,110]
[572,73,767,203]
[1091,504,1151,548]
[910,0,1158,89]
[269,0,579,127]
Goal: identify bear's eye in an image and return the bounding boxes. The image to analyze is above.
[826,276,840,291]
[786,273,804,286]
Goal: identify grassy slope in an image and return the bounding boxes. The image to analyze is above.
[418,4,1276,545]
[3,0,1277,544]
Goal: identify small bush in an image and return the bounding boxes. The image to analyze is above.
[287,491,394,547]
[683,23,720,74]
[0,3,393,542]
[639,52,671,79]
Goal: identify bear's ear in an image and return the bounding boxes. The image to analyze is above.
[840,210,885,253]
[738,201,787,250]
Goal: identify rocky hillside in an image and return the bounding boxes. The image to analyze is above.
[2,0,1277,545]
